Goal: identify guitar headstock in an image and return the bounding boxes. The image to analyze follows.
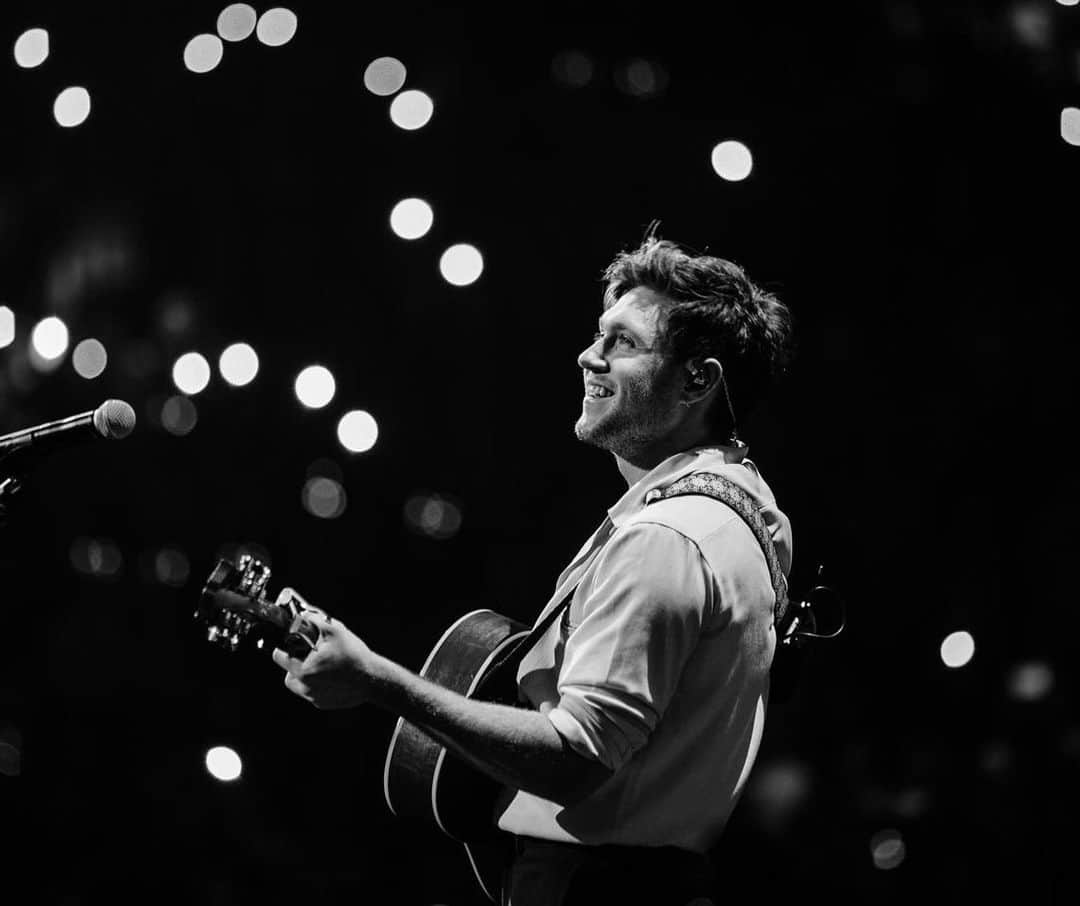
[196,553,318,654]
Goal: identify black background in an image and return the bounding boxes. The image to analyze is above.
[0,1,1077,903]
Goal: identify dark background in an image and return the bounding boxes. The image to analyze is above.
[0,1,1077,903]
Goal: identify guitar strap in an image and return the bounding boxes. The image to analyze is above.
[492,473,789,677]
[644,471,790,628]
[485,517,615,680]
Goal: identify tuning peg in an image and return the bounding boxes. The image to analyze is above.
[207,626,221,643]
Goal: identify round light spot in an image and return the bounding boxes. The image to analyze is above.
[219,342,259,387]
[337,410,379,453]
[72,338,108,379]
[154,547,191,587]
[217,4,258,42]
[13,28,49,68]
[940,630,975,668]
[31,316,69,360]
[390,89,434,130]
[1057,0,1079,6]
[69,536,123,579]
[364,56,407,96]
[710,140,753,181]
[0,307,13,349]
[256,8,298,47]
[205,745,242,782]
[161,395,198,436]
[302,477,346,519]
[390,198,434,239]
[870,829,906,870]
[1061,107,1080,146]
[403,493,463,540]
[617,58,667,98]
[54,86,91,128]
[438,243,484,286]
[1007,660,1054,702]
[294,365,335,409]
[172,352,212,395]
[551,50,594,88]
[184,34,224,73]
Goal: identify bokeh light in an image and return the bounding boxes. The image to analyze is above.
[337,410,378,453]
[745,759,812,834]
[217,4,257,42]
[302,477,347,519]
[31,316,69,360]
[172,352,212,395]
[256,8,298,47]
[219,342,259,386]
[53,87,91,128]
[404,492,463,540]
[389,90,434,130]
[72,338,108,379]
[870,829,906,870]
[69,537,124,579]
[390,198,434,239]
[161,395,198,436]
[439,244,484,286]
[205,746,242,782]
[154,547,191,587]
[0,725,21,777]
[551,50,594,88]
[1061,107,1080,146]
[940,630,975,668]
[1007,660,1054,702]
[1057,0,1079,6]
[616,58,668,99]
[294,365,335,408]
[364,56,407,96]
[13,28,49,68]
[184,34,224,73]
[710,140,753,181]
[0,307,14,349]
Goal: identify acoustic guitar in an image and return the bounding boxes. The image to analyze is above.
[197,553,531,902]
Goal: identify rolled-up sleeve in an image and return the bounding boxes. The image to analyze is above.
[544,521,711,772]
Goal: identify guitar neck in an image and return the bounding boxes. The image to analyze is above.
[207,588,292,631]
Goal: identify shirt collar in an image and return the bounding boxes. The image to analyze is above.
[606,443,750,528]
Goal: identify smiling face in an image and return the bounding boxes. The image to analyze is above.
[573,286,689,468]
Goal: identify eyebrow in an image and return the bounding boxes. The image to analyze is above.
[597,316,643,339]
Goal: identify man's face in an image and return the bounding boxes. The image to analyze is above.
[573,286,686,465]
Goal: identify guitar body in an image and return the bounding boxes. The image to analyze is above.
[383,609,530,902]
[198,560,533,903]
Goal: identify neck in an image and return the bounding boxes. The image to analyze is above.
[612,421,722,487]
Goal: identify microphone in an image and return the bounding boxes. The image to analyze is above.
[0,400,136,462]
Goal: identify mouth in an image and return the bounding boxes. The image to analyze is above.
[584,383,615,401]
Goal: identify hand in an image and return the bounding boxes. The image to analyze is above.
[271,612,378,709]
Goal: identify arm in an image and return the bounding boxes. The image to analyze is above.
[271,615,612,807]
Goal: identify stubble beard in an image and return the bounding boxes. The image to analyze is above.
[574,399,662,464]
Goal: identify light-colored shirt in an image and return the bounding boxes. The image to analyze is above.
[495,445,793,853]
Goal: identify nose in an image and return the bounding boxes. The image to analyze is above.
[577,336,608,373]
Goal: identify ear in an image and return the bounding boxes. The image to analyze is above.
[682,357,723,405]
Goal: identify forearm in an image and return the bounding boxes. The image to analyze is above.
[369,653,609,806]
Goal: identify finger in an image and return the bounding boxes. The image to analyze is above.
[284,672,310,699]
[289,608,330,633]
[271,646,306,674]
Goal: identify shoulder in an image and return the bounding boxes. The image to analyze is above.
[627,491,744,548]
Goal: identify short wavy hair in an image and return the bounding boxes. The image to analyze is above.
[602,236,794,435]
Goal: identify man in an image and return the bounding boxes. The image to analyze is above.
[272,235,795,905]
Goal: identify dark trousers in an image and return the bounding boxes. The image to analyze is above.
[501,836,717,906]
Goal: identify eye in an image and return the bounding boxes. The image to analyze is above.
[616,333,635,348]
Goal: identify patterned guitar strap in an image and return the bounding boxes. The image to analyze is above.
[643,471,790,634]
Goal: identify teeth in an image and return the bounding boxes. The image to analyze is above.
[587,385,613,398]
